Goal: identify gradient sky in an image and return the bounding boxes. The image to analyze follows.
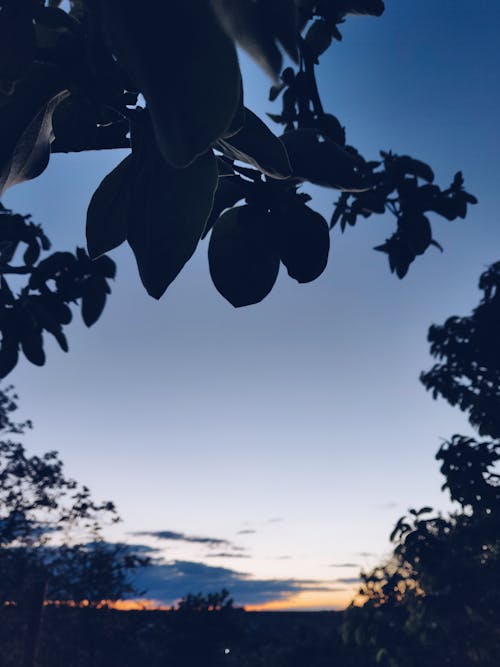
[3,1,500,610]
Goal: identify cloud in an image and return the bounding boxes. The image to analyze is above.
[130,530,230,548]
[358,552,376,558]
[329,563,359,568]
[267,518,283,524]
[335,577,361,585]
[374,502,399,510]
[237,529,256,535]
[130,560,338,607]
[205,552,250,559]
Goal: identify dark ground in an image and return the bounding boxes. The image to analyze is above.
[0,606,365,667]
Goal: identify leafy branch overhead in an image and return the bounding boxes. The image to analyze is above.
[0,1,476,373]
[0,205,115,378]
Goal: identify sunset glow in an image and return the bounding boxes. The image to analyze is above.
[245,588,357,612]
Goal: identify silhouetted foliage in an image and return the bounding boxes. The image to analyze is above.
[422,262,500,438]
[0,386,147,607]
[342,437,500,666]
[174,588,235,613]
[0,204,115,378]
[0,1,475,377]
[341,263,500,665]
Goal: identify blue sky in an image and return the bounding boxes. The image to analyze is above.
[3,1,500,609]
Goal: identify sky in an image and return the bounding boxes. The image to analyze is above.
[3,1,500,610]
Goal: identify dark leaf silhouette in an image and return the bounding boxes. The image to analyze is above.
[211,0,298,80]
[86,154,134,259]
[218,108,292,179]
[128,122,218,299]
[0,207,115,378]
[81,276,108,327]
[0,64,68,196]
[276,203,330,283]
[281,129,367,190]
[209,206,280,307]
[101,0,241,166]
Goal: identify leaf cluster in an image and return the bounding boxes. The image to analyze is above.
[0,0,475,330]
[0,205,115,378]
[0,387,147,605]
[421,262,500,438]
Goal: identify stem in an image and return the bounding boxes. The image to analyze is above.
[299,36,324,117]
[0,265,32,275]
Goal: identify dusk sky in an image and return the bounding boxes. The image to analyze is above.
[3,1,499,610]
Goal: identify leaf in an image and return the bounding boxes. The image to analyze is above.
[52,93,98,152]
[81,277,107,327]
[101,0,241,167]
[29,296,69,352]
[0,335,19,379]
[41,293,72,326]
[211,0,283,80]
[208,206,280,307]
[86,154,134,259]
[21,329,45,367]
[398,213,432,256]
[260,0,299,62]
[127,122,219,299]
[395,155,434,183]
[281,129,368,190]
[305,20,332,58]
[276,204,330,283]
[0,64,68,196]
[218,108,292,179]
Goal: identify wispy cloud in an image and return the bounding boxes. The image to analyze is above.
[335,577,361,585]
[237,529,257,535]
[374,502,399,510]
[205,552,250,559]
[329,563,359,568]
[130,530,229,548]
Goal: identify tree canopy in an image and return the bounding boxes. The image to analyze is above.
[341,263,500,667]
[0,385,147,606]
[0,0,476,377]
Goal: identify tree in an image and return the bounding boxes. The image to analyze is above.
[421,262,500,439]
[0,385,147,606]
[0,1,476,376]
[341,265,500,666]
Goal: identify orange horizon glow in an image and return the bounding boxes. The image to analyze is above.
[245,589,357,612]
[41,589,361,613]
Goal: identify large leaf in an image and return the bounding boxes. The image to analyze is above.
[101,0,241,167]
[281,129,367,191]
[86,154,134,259]
[211,0,283,80]
[276,204,330,283]
[127,122,219,299]
[218,108,292,179]
[208,206,280,307]
[211,0,299,78]
[0,64,68,196]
